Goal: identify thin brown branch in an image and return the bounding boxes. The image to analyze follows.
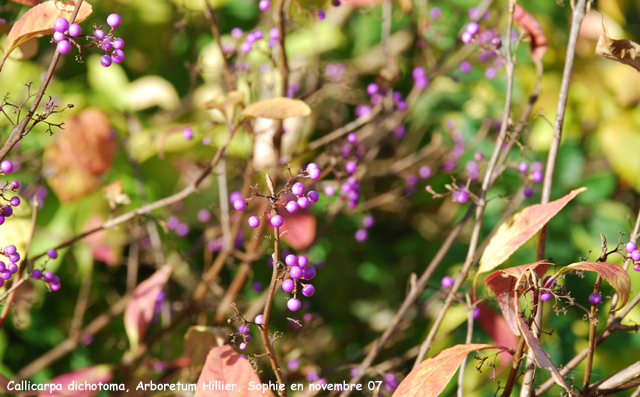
[203,0,236,89]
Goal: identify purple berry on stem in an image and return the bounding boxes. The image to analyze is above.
[47,249,58,259]
[292,182,305,196]
[1,161,13,173]
[112,49,125,63]
[255,314,263,325]
[270,215,284,228]
[259,0,271,11]
[197,209,211,223]
[589,293,602,305]
[531,170,544,183]
[355,229,368,242]
[297,196,309,209]
[290,266,303,279]
[441,276,454,288]
[285,254,297,266]
[233,199,246,211]
[302,266,316,280]
[518,161,529,173]
[68,23,82,37]
[4,245,16,255]
[32,269,42,280]
[307,191,320,203]
[466,22,480,35]
[282,279,295,292]
[7,263,18,274]
[53,17,69,33]
[248,216,260,228]
[107,13,122,27]
[100,55,112,67]
[0,271,11,280]
[302,284,315,297]
[345,161,357,174]
[632,250,640,262]
[626,242,637,252]
[43,271,54,282]
[94,29,106,40]
[540,292,552,301]
[287,298,301,311]
[57,40,72,55]
[9,253,19,263]
[297,255,308,268]
[286,200,299,213]
[53,31,66,42]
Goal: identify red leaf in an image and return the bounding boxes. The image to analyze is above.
[1,1,93,70]
[476,303,519,371]
[516,314,576,396]
[280,209,316,250]
[555,262,631,311]
[195,345,277,397]
[124,265,172,352]
[479,188,586,274]
[392,344,511,397]
[513,4,548,64]
[485,261,548,335]
[41,365,113,397]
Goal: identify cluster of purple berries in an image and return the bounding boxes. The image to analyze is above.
[0,160,20,226]
[624,241,640,272]
[166,215,190,237]
[282,253,317,311]
[355,215,374,243]
[518,161,544,197]
[325,63,346,84]
[361,83,408,111]
[224,27,280,55]
[52,14,125,67]
[413,67,429,90]
[461,20,501,48]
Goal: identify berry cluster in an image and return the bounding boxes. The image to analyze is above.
[282,253,317,311]
[517,160,544,197]
[52,14,125,67]
[624,241,640,272]
[0,160,20,226]
[361,83,408,111]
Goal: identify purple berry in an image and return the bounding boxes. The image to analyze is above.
[197,209,211,223]
[290,266,303,279]
[53,31,66,42]
[238,342,247,350]
[1,271,11,280]
[270,215,284,228]
[107,13,122,27]
[175,223,189,237]
[491,37,502,48]
[309,168,321,180]
[466,22,480,35]
[324,185,335,196]
[7,263,18,274]
[112,49,125,63]
[302,284,315,297]
[366,83,379,96]
[100,55,112,67]
[632,250,640,262]
[285,200,299,213]
[531,170,544,183]
[485,67,497,79]
[441,276,454,288]
[2,206,12,218]
[68,23,82,37]
[394,126,406,140]
[47,249,58,259]
[626,242,637,253]
[238,324,249,334]
[345,161,357,174]
[297,196,309,209]
[0,216,4,226]
[233,199,246,211]
[231,28,243,38]
[4,245,16,255]
[473,307,480,319]
[0,262,4,272]
[317,10,326,20]
[32,269,42,280]
[53,17,69,33]
[461,31,473,44]
[518,161,529,174]
[282,279,295,292]
[292,182,305,196]
[94,29,106,40]
[589,293,602,305]
[248,216,260,228]
[362,215,375,229]
[297,255,308,268]
[540,292,552,301]
[259,0,271,11]
[57,40,72,55]
[347,133,358,144]
[254,314,263,325]
[430,6,441,19]
[307,190,320,203]
[43,271,54,282]
[9,253,19,263]
[9,181,19,190]
[302,266,316,280]
[524,187,533,197]
[167,216,180,230]
[285,254,298,266]
[459,61,472,73]
[183,127,194,140]
[287,298,301,311]
[269,27,279,40]
[456,191,469,204]
[355,229,368,242]
[1,161,13,173]
[230,191,243,204]
[113,38,125,49]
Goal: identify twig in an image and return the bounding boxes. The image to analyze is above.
[583,275,603,391]
[272,0,290,163]
[0,0,84,162]
[203,0,236,89]
[412,0,517,367]
[458,295,475,397]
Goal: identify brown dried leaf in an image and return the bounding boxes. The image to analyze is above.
[514,4,547,64]
[595,13,640,72]
[554,262,631,311]
[392,344,511,397]
[479,188,586,274]
[240,98,311,120]
[485,261,549,335]
[1,1,93,70]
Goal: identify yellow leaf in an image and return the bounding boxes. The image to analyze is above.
[240,98,311,120]
[0,195,32,260]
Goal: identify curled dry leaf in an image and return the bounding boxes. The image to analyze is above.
[478,187,586,275]
[596,13,640,72]
[124,265,173,352]
[485,261,549,335]
[516,313,576,396]
[240,98,311,120]
[513,4,547,64]
[42,365,113,397]
[1,0,93,70]
[195,345,276,397]
[553,261,631,311]
[392,344,511,397]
